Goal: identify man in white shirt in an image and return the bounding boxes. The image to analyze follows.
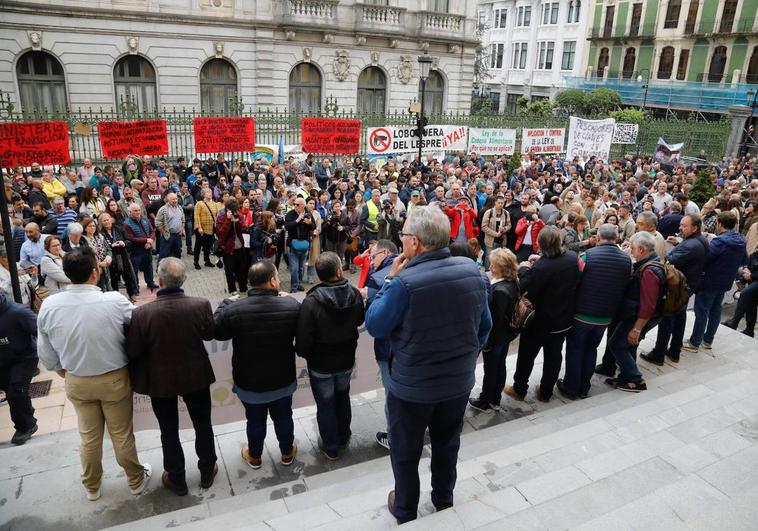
[652,182,672,212]
[19,223,47,271]
[37,247,151,501]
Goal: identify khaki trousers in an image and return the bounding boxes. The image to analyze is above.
[65,367,144,492]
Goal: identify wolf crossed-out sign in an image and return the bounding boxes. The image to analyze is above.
[366,125,468,155]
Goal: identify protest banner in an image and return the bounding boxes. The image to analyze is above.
[654,137,684,164]
[193,117,255,154]
[301,118,361,154]
[98,120,168,159]
[520,128,565,154]
[612,123,639,144]
[366,125,469,155]
[468,128,517,155]
[566,117,615,161]
[0,121,70,167]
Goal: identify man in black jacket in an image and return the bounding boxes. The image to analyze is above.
[214,261,301,470]
[296,252,365,459]
[27,202,58,235]
[0,291,38,445]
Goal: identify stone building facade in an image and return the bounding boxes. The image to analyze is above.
[0,0,479,115]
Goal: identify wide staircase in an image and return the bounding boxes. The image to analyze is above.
[105,324,758,531]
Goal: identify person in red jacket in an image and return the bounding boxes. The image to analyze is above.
[443,197,479,243]
[514,206,545,262]
[352,241,376,288]
[215,198,249,296]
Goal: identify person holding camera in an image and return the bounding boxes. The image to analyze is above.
[215,198,249,296]
[250,210,278,264]
[377,200,403,249]
[513,206,545,262]
[324,199,350,261]
[480,194,511,269]
[284,197,313,293]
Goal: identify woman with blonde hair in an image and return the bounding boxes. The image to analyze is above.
[468,247,520,412]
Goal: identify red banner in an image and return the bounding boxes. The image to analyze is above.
[193,117,256,154]
[98,120,168,159]
[0,121,70,167]
[301,118,361,154]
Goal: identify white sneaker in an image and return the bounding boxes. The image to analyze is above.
[682,340,699,353]
[130,463,153,495]
[86,487,101,501]
[702,342,712,350]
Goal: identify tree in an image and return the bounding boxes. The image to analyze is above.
[471,95,493,116]
[688,169,715,207]
[507,150,522,175]
[586,88,622,115]
[517,97,555,119]
[553,89,587,115]
[609,108,648,124]
[471,16,491,110]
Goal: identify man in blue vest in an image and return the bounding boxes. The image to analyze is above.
[366,206,491,524]
[559,224,632,400]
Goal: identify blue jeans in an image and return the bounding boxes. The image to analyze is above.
[478,341,510,406]
[241,395,295,458]
[308,368,353,455]
[609,317,658,383]
[130,250,155,292]
[378,360,390,433]
[288,247,308,290]
[564,319,609,396]
[158,233,182,261]
[652,307,687,357]
[184,220,193,249]
[690,289,725,346]
[387,392,469,523]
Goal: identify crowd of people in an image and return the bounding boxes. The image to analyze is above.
[1,146,758,524]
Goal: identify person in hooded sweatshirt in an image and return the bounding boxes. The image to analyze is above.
[295,251,365,460]
[685,211,748,352]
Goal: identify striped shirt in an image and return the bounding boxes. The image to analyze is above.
[49,208,78,238]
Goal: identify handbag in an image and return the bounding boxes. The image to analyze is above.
[510,291,535,335]
[28,281,49,314]
[291,239,310,252]
[345,236,359,253]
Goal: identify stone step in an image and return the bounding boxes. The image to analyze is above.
[111,357,758,530]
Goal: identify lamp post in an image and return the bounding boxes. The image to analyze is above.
[740,89,758,156]
[416,53,433,166]
[636,68,650,110]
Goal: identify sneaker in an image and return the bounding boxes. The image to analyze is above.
[594,364,616,377]
[281,443,298,466]
[129,463,153,495]
[702,342,712,350]
[682,340,699,353]
[604,377,618,387]
[229,291,239,297]
[86,487,101,502]
[615,380,647,393]
[503,385,525,401]
[640,352,664,366]
[216,260,224,269]
[468,397,493,412]
[242,445,262,469]
[11,423,38,445]
[375,432,390,450]
[194,263,201,270]
[555,379,577,400]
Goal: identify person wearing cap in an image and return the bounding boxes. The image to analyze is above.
[384,186,406,214]
[407,190,424,213]
[443,196,478,244]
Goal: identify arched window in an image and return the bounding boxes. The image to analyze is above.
[420,70,444,114]
[114,55,157,113]
[664,0,682,29]
[200,59,238,113]
[289,63,322,115]
[746,46,758,84]
[567,0,581,24]
[657,46,675,79]
[622,48,636,79]
[708,45,728,83]
[357,67,386,114]
[16,51,67,112]
[596,48,609,78]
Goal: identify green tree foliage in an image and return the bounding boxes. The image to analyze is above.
[554,88,623,117]
[507,151,522,174]
[553,89,586,115]
[585,88,622,115]
[609,108,648,124]
[688,169,716,207]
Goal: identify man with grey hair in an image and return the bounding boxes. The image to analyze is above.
[126,257,217,496]
[49,196,78,238]
[633,211,666,259]
[295,251,364,459]
[123,202,158,293]
[605,231,665,393]
[365,206,491,524]
[62,222,87,252]
[155,192,185,262]
[559,224,632,400]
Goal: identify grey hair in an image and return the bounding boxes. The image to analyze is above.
[157,257,186,289]
[404,206,451,251]
[630,231,656,253]
[669,201,682,213]
[537,226,564,258]
[637,211,658,228]
[128,202,142,212]
[597,224,619,242]
[67,222,83,236]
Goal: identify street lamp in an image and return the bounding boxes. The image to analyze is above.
[740,89,758,156]
[637,68,650,110]
[416,52,433,165]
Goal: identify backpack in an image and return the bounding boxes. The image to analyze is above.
[510,290,535,335]
[640,261,689,316]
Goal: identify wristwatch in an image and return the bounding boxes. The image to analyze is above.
[384,275,394,283]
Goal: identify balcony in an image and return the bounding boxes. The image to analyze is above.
[285,0,339,27]
[564,76,757,114]
[687,17,755,35]
[590,23,656,39]
[418,11,465,39]
[354,3,406,34]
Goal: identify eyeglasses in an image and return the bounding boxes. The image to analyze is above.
[369,250,387,260]
[399,231,416,239]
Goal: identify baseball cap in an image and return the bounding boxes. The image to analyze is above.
[411,190,420,197]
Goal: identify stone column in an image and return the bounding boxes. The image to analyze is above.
[726,105,752,158]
